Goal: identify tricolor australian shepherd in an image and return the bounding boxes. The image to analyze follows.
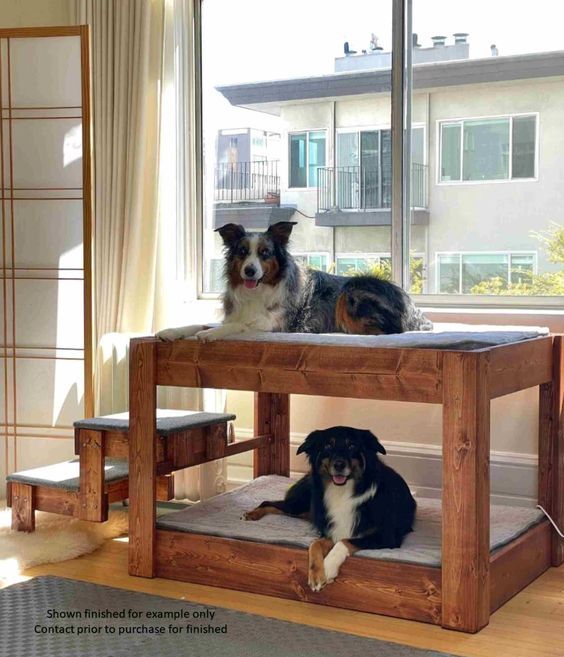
[244,426,416,591]
[157,221,431,342]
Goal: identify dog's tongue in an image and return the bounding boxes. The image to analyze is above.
[332,475,348,486]
[243,279,259,289]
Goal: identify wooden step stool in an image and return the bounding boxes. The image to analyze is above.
[6,409,235,532]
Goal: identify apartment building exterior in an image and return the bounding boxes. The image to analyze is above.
[208,37,564,294]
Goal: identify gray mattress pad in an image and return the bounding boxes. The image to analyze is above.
[156,475,544,567]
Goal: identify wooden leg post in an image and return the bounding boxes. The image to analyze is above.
[79,429,107,521]
[442,352,490,633]
[11,482,35,532]
[539,335,564,567]
[128,338,157,577]
[254,392,290,477]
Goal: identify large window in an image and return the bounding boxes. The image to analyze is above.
[437,253,536,294]
[200,0,563,302]
[289,130,327,188]
[439,115,537,183]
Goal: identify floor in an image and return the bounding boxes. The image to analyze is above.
[4,537,564,657]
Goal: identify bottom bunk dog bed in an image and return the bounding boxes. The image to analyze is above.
[127,324,564,634]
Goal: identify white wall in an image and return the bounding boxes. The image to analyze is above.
[0,0,72,27]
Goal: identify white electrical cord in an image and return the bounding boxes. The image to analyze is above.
[537,504,564,538]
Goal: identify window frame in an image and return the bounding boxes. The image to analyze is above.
[292,251,331,272]
[287,128,328,190]
[437,112,539,185]
[435,250,538,294]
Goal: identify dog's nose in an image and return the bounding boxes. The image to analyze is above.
[333,459,346,472]
[244,265,256,277]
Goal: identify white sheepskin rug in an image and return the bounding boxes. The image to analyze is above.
[0,501,128,578]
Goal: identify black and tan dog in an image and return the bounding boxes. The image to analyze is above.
[157,221,431,342]
[244,426,416,591]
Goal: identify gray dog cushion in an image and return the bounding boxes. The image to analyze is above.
[157,475,544,567]
[7,458,128,490]
[74,409,236,436]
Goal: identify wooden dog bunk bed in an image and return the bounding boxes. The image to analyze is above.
[127,328,564,634]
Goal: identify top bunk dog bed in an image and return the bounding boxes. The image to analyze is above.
[127,324,564,634]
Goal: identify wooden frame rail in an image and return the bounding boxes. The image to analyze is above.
[128,334,563,634]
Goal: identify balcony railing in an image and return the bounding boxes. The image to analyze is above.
[317,162,428,213]
[214,160,280,204]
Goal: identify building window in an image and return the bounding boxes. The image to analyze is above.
[289,130,326,188]
[439,115,537,182]
[293,253,329,272]
[437,252,536,294]
[336,126,425,209]
[336,254,392,276]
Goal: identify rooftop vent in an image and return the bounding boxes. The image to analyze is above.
[453,32,469,44]
[431,35,447,47]
[412,32,421,48]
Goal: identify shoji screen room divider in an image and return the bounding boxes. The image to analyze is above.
[0,27,93,485]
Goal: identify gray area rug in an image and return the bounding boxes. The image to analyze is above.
[0,576,456,657]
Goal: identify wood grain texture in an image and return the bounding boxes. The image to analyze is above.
[156,475,174,502]
[538,336,564,566]
[442,351,490,633]
[103,430,166,462]
[34,487,79,516]
[156,339,443,403]
[10,482,34,531]
[488,336,553,398]
[490,521,551,612]
[78,429,107,522]
[128,338,157,578]
[155,530,442,624]
[254,393,290,477]
[206,423,227,460]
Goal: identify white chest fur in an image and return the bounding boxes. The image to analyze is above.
[323,481,377,542]
[227,280,287,330]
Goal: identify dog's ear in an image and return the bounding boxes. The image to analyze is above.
[266,221,297,246]
[296,430,326,456]
[215,223,245,247]
[358,429,386,455]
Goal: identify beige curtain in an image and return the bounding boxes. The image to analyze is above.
[75,0,227,501]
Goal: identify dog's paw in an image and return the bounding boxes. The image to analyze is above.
[308,562,328,592]
[196,328,222,342]
[322,542,349,584]
[242,508,263,521]
[156,325,204,341]
[156,327,183,342]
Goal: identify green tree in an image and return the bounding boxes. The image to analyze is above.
[470,223,564,296]
[343,256,424,294]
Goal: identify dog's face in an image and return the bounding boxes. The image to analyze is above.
[297,426,386,486]
[216,222,296,290]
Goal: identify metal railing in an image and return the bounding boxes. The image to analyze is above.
[317,162,428,213]
[214,160,280,203]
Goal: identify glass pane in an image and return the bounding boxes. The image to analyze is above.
[461,253,508,293]
[440,124,461,181]
[438,255,460,293]
[512,116,536,178]
[336,132,359,209]
[360,131,379,209]
[380,130,392,207]
[411,127,425,165]
[411,0,563,298]
[289,133,307,187]
[308,130,326,188]
[510,253,534,284]
[463,119,509,181]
